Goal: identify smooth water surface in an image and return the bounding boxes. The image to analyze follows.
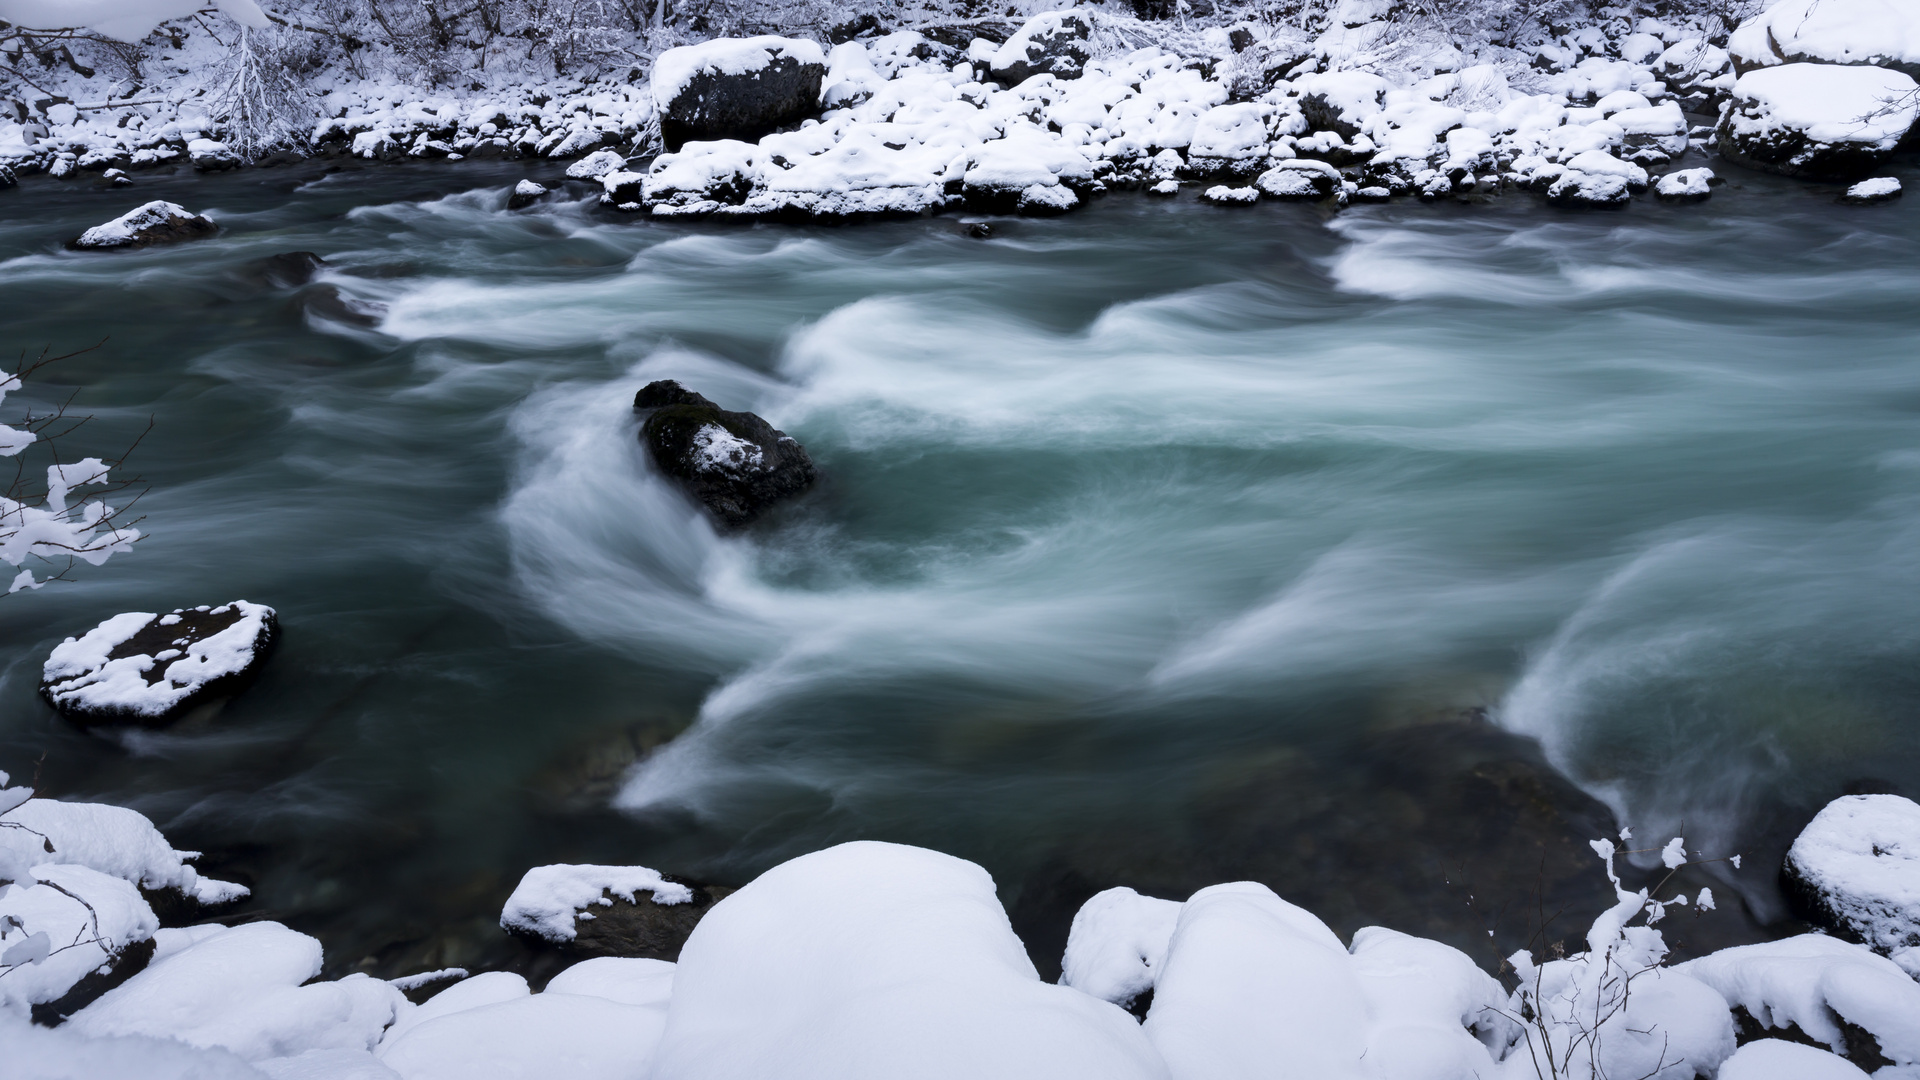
[1,160,1916,975]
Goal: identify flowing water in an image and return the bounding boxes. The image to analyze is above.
[2,159,1917,977]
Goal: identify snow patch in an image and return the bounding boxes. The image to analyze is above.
[500,864,693,943]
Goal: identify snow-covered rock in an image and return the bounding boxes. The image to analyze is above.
[0,864,157,1017]
[564,149,626,180]
[652,36,826,151]
[1542,150,1648,207]
[634,380,816,529]
[0,796,248,906]
[1184,103,1272,179]
[989,11,1095,86]
[1655,167,1717,201]
[1784,794,1920,954]
[1719,1039,1872,1080]
[506,179,547,209]
[1716,63,1920,180]
[1200,184,1259,205]
[650,841,1166,1080]
[1255,158,1340,199]
[1,1009,263,1080]
[1675,933,1920,1068]
[40,601,279,725]
[1842,176,1903,203]
[69,200,216,250]
[1729,0,1920,79]
[1297,70,1388,139]
[68,922,406,1062]
[1060,887,1182,1011]
[377,987,668,1080]
[1348,927,1512,1080]
[501,863,724,960]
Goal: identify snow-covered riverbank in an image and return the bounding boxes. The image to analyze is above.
[4,0,1914,220]
[6,766,1920,1080]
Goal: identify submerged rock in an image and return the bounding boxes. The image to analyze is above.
[1784,794,1920,956]
[69,200,217,250]
[634,380,816,528]
[1716,64,1920,180]
[652,36,826,152]
[40,602,279,726]
[252,250,327,288]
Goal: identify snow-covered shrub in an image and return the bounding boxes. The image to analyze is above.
[0,356,141,595]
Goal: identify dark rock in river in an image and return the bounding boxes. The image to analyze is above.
[69,200,217,250]
[635,380,816,528]
[41,601,279,727]
[658,40,826,152]
[255,250,327,288]
[566,882,734,961]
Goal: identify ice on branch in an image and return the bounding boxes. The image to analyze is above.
[0,366,141,594]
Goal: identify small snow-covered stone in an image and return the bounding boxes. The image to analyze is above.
[565,149,626,180]
[1256,158,1341,199]
[1656,167,1717,201]
[1060,887,1182,1010]
[507,179,548,209]
[1842,176,1903,204]
[1546,150,1648,207]
[1785,794,1920,954]
[70,201,217,251]
[500,864,721,960]
[653,36,825,151]
[40,601,278,725]
[1200,184,1259,205]
[1716,63,1920,180]
[1147,179,1180,196]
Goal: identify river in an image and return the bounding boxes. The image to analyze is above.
[2,158,1916,979]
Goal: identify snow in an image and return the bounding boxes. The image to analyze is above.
[67,922,407,1061]
[1674,933,1920,1065]
[1,1010,264,1080]
[1719,1039,1872,1080]
[377,992,667,1080]
[378,971,529,1046]
[0,0,264,42]
[543,956,676,1007]
[499,863,692,943]
[1348,927,1510,1080]
[1729,0,1920,74]
[1059,887,1182,1007]
[1724,63,1920,148]
[41,601,276,720]
[1200,185,1259,204]
[565,150,627,180]
[1846,176,1904,201]
[650,840,1166,1080]
[512,180,545,197]
[1,796,248,904]
[1142,882,1371,1080]
[258,1049,401,1079]
[1786,794,1920,953]
[651,36,825,108]
[0,864,156,1014]
[1,370,140,589]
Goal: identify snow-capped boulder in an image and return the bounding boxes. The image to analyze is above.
[1,795,249,911]
[1060,887,1182,1013]
[1720,1039,1872,1080]
[501,863,727,961]
[962,137,1091,214]
[1296,70,1388,139]
[187,139,240,171]
[649,841,1165,1080]
[1184,103,1271,179]
[1254,158,1339,199]
[565,149,626,180]
[1543,150,1648,207]
[1675,933,1920,1069]
[1199,184,1258,205]
[1842,176,1903,203]
[1729,0,1920,79]
[989,11,1094,86]
[0,864,158,1021]
[69,200,217,250]
[1349,928,1513,1080]
[633,381,816,529]
[507,179,547,209]
[41,602,279,726]
[1656,167,1717,201]
[1784,794,1920,955]
[1716,63,1920,180]
[1612,100,1689,165]
[652,36,827,152]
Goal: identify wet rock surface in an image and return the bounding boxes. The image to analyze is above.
[635,380,816,528]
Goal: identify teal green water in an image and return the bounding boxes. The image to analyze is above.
[1,160,1917,973]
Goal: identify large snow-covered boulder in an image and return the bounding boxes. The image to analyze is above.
[1716,64,1920,180]
[989,11,1095,86]
[1720,1039,1873,1080]
[69,200,217,251]
[1,796,249,908]
[1348,927,1512,1080]
[1729,0,1920,79]
[1541,150,1649,207]
[1784,794,1920,955]
[1183,103,1272,179]
[650,841,1166,1080]
[1142,883,1373,1080]
[1675,933,1920,1069]
[1254,158,1341,199]
[652,36,826,152]
[1296,70,1389,139]
[501,863,726,960]
[634,381,816,528]
[41,601,279,726]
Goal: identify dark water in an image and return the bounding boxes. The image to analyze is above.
[1,157,1916,979]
